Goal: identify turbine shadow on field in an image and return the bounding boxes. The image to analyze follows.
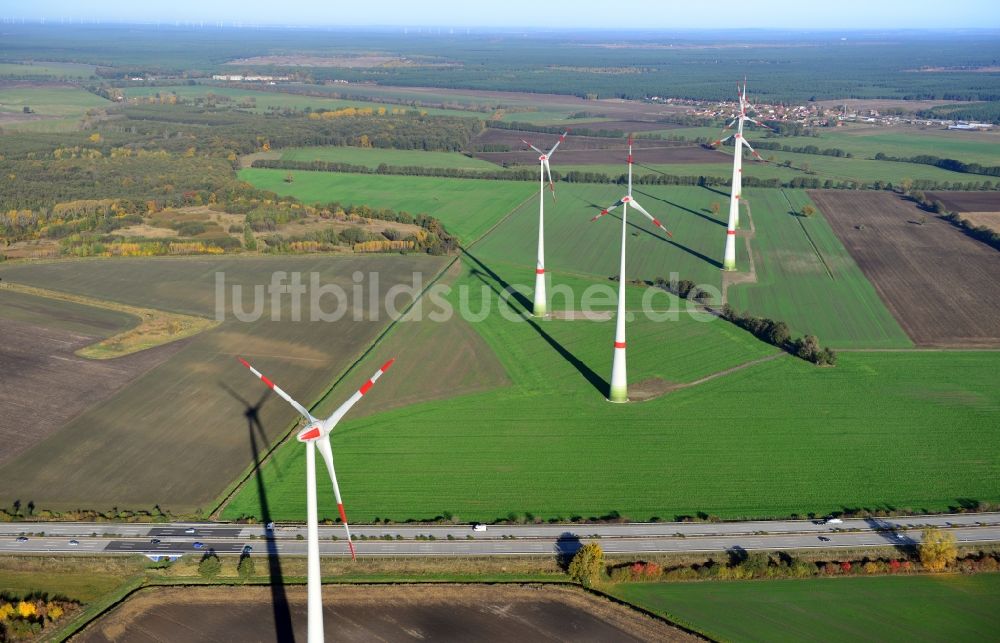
[700,185,731,199]
[863,517,918,554]
[220,382,296,643]
[588,201,723,269]
[463,249,610,398]
[636,189,728,229]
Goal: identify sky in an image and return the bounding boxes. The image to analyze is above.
[5,0,1000,30]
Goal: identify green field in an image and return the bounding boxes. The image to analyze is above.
[556,150,975,185]
[644,124,1000,167]
[471,183,909,347]
[122,85,474,118]
[727,189,911,348]
[612,575,1000,642]
[239,168,536,244]
[0,61,97,78]
[280,145,501,170]
[223,251,1000,523]
[0,255,446,513]
[0,85,109,131]
[760,127,1000,168]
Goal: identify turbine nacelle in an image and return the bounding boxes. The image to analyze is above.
[296,424,324,442]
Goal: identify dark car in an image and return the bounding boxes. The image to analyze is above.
[193,542,204,549]
[150,538,161,544]
[15,536,28,543]
[818,536,831,542]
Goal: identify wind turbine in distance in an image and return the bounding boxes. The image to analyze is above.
[522,131,568,317]
[591,136,673,403]
[713,79,772,271]
[240,357,394,643]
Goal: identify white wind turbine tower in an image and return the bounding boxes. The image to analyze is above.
[714,79,771,271]
[591,136,673,403]
[522,131,568,317]
[240,357,394,643]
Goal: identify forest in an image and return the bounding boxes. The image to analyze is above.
[2,25,999,104]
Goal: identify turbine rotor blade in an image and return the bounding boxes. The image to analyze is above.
[239,358,316,423]
[742,139,764,161]
[591,201,623,222]
[316,436,355,560]
[544,159,556,198]
[711,134,734,147]
[521,139,545,156]
[630,199,673,238]
[547,130,569,156]
[323,359,395,430]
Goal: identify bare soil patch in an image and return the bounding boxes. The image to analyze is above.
[629,378,681,401]
[74,584,693,642]
[809,190,1000,346]
[0,297,188,466]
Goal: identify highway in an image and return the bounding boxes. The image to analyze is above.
[1,513,998,559]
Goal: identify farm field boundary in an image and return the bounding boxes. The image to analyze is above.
[810,190,1000,347]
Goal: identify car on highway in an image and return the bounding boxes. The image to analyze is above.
[15,536,28,543]
[817,536,831,542]
[192,542,204,549]
[184,527,196,534]
[68,539,80,546]
[473,524,487,532]
[825,518,843,525]
[242,545,253,555]
[150,538,161,544]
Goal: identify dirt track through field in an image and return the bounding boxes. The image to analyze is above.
[809,190,1000,346]
[74,584,697,642]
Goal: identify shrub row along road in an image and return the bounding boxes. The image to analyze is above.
[1,514,998,557]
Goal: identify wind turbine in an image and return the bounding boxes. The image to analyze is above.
[522,131,568,317]
[713,79,771,271]
[239,357,394,643]
[591,136,673,403]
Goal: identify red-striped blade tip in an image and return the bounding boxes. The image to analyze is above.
[380,358,395,372]
[347,540,357,560]
[238,357,251,369]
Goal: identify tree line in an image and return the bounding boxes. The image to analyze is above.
[874,152,1000,178]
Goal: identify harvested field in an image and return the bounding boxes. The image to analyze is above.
[957,212,1000,233]
[809,190,1000,346]
[561,119,681,132]
[0,255,447,513]
[74,584,691,642]
[925,191,1000,214]
[0,291,188,466]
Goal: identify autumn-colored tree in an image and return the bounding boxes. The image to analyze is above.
[0,602,14,620]
[568,542,604,587]
[919,528,957,571]
[800,205,816,217]
[46,603,64,621]
[88,132,102,143]
[16,600,36,618]
[710,202,720,216]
